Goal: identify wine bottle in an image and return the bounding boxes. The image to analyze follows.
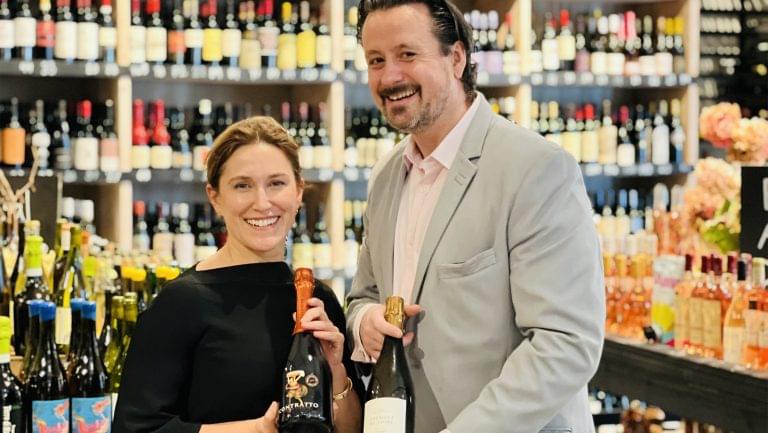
[20,298,43,381]
[149,100,172,170]
[312,203,332,279]
[277,0,297,71]
[129,0,145,64]
[639,15,655,76]
[598,100,617,165]
[184,0,203,66]
[0,0,13,61]
[52,220,70,292]
[278,268,333,432]
[97,288,115,356]
[291,206,313,270]
[556,9,575,71]
[0,316,24,432]
[145,0,167,65]
[581,103,599,164]
[66,297,85,366]
[222,0,241,67]
[24,301,69,433]
[99,99,120,172]
[201,0,222,65]
[14,233,49,359]
[13,0,35,61]
[51,99,74,170]
[2,97,26,168]
[669,98,685,164]
[170,108,193,169]
[55,224,85,354]
[315,6,331,70]
[132,99,150,170]
[239,0,260,70]
[76,0,100,62]
[98,0,116,63]
[295,0,315,70]
[365,296,414,433]
[651,100,670,165]
[73,99,100,171]
[541,13,558,72]
[342,7,356,70]
[258,0,279,69]
[589,11,608,76]
[313,102,332,169]
[192,99,214,172]
[173,203,195,269]
[36,0,55,60]
[102,294,123,374]
[109,294,137,409]
[30,99,52,171]
[54,0,77,62]
[166,0,185,65]
[194,203,217,262]
[70,301,111,433]
[296,102,314,169]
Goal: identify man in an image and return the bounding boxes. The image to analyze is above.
[345,0,605,432]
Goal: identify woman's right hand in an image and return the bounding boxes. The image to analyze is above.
[200,402,279,433]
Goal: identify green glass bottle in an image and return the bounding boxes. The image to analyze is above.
[55,225,85,354]
[102,295,124,374]
[70,301,111,433]
[109,294,137,408]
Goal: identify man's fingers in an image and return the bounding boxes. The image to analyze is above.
[404,304,422,318]
[402,331,415,346]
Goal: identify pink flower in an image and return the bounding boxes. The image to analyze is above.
[700,103,742,149]
[731,117,768,163]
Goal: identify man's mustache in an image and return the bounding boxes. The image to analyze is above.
[379,84,420,99]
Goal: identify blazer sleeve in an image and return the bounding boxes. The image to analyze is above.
[112,281,205,433]
[448,149,606,433]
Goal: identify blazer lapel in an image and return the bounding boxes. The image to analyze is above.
[411,98,494,304]
[379,147,407,298]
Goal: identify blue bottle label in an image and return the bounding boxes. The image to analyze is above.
[31,399,70,433]
[72,397,112,433]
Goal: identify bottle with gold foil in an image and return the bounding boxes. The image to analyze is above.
[365,296,414,433]
[277,1,297,71]
[239,0,261,70]
[201,0,222,65]
[222,0,241,67]
[295,0,315,70]
[278,268,333,432]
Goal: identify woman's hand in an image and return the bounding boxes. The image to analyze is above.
[254,402,278,433]
[297,297,344,369]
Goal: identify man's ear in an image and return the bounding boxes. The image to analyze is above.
[452,41,467,80]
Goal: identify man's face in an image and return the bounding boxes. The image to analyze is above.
[361,4,463,134]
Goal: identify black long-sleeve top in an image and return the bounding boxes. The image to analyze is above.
[112,262,364,433]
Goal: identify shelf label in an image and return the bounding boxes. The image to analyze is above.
[664,74,677,87]
[18,60,35,75]
[603,164,619,176]
[508,74,521,85]
[130,62,150,77]
[545,72,558,86]
[317,169,334,181]
[657,164,673,175]
[266,67,280,80]
[247,68,262,81]
[225,67,242,81]
[563,71,576,85]
[299,68,319,81]
[319,69,336,81]
[104,63,120,77]
[343,168,359,182]
[362,168,372,180]
[679,74,691,85]
[342,69,356,83]
[179,168,194,182]
[84,62,100,76]
[476,71,489,86]
[610,75,624,87]
[207,65,224,80]
[63,170,78,183]
[620,165,638,176]
[104,171,122,183]
[135,168,152,182]
[38,60,57,76]
[152,64,167,79]
[629,75,642,87]
[83,170,100,182]
[199,170,208,183]
[282,69,297,81]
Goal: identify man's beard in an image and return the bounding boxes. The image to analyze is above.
[381,86,449,134]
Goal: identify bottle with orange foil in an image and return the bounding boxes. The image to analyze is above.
[279,268,333,433]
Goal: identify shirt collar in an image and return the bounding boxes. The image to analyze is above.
[402,94,483,172]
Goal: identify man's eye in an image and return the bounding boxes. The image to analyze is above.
[368,57,384,66]
[401,52,416,59]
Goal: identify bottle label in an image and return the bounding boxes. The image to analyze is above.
[184,28,203,49]
[561,131,582,162]
[74,137,100,171]
[152,232,174,259]
[32,132,51,150]
[745,309,760,347]
[313,146,332,170]
[580,130,599,163]
[639,55,656,76]
[54,21,77,60]
[688,297,703,346]
[192,145,209,171]
[55,307,72,346]
[723,326,744,364]
[14,17,36,48]
[316,35,331,66]
[541,39,559,71]
[651,126,670,165]
[675,296,690,346]
[130,25,147,63]
[36,20,55,48]
[131,145,151,170]
[343,34,356,62]
[167,30,185,54]
[145,27,168,62]
[654,52,673,76]
[100,137,119,161]
[701,299,722,350]
[72,397,111,433]
[292,244,314,269]
[3,404,23,433]
[0,20,13,48]
[589,52,607,75]
[313,244,332,269]
[31,399,70,433]
[99,26,117,49]
[149,145,173,170]
[2,129,26,166]
[607,53,625,76]
[258,26,279,55]
[279,367,327,419]
[296,30,316,68]
[202,28,223,62]
[277,33,297,71]
[597,126,618,165]
[222,28,242,57]
[195,245,218,262]
[556,35,576,62]
[240,38,261,70]
[364,398,406,433]
[172,151,193,169]
[298,146,314,170]
[758,312,768,349]
[76,22,100,61]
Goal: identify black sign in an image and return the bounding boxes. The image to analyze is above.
[740,166,768,258]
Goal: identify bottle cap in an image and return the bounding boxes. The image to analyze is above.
[71,298,86,313]
[28,299,44,317]
[0,317,11,356]
[384,296,406,332]
[40,302,56,322]
[81,301,97,320]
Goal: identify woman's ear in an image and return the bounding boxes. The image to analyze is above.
[206,184,220,215]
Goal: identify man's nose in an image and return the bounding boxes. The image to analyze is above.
[378,60,407,88]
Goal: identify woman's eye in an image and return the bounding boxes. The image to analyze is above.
[234,183,251,190]
[270,180,287,187]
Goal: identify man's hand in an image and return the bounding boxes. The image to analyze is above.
[360,303,421,359]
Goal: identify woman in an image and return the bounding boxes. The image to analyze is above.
[113,116,363,433]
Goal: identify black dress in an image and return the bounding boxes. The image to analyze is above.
[112,262,364,433]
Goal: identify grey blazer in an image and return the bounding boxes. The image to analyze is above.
[346,95,605,433]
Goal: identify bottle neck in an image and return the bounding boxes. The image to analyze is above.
[80,317,100,359]
[38,319,58,359]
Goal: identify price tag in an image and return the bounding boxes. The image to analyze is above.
[152,64,167,79]
[679,74,691,85]
[104,171,122,183]
[629,75,642,87]
[579,72,594,85]
[84,62,100,76]
[39,60,57,76]
[130,63,150,77]
[360,72,368,84]
[648,75,661,87]
[657,164,673,175]
[191,65,207,79]
[63,170,78,183]
[610,75,624,87]
[595,74,609,86]
[207,65,224,80]
[620,165,638,176]
[638,163,654,176]
[343,167,359,182]
[266,67,280,80]
[582,163,602,177]
[179,168,194,182]
[664,74,677,87]
[476,71,489,86]
[319,69,336,81]
[603,164,620,176]
[282,69,297,81]
[104,63,120,77]
[531,73,543,85]
[84,170,100,182]
[247,68,262,81]
[563,71,576,85]
[135,168,152,182]
[18,61,35,75]
[317,169,334,182]
[225,67,242,81]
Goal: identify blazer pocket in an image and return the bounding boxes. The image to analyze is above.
[437,248,497,279]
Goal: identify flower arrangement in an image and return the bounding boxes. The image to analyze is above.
[682,158,741,254]
[700,102,768,164]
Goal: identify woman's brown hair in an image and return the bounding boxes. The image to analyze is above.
[205,116,302,189]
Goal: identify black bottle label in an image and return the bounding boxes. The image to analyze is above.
[2,404,22,433]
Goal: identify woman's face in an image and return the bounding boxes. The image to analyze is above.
[207,143,303,262]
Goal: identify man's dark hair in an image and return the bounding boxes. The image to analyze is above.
[357,0,477,102]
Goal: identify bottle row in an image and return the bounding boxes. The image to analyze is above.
[701,15,743,34]
[702,0,745,11]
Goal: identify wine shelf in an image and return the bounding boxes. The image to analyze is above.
[590,337,768,433]
[129,64,338,85]
[0,60,123,79]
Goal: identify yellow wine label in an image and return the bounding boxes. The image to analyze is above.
[277,33,297,71]
[296,29,316,68]
[202,28,223,62]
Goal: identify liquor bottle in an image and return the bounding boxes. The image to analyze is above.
[15,233,49,358]
[56,224,84,353]
[149,100,173,170]
[14,0,35,61]
[173,202,195,269]
[73,100,100,171]
[192,99,214,171]
[152,202,173,259]
[97,0,116,62]
[669,99,685,164]
[169,108,193,169]
[744,258,765,368]
[541,13,558,72]
[51,100,74,170]
[54,0,77,62]
[133,201,151,252]
[277,1,297,71]
[184,0,203,66]
[201,0,222,65]
[616,106,636,167]
[30,99,52,171]
[557,9,575,71]
[315,6,331,70]
[0,316,23,431]
[132,99,151,170]
[102,294,123,373]
[20,299,43,381]
[129,0,145,64]
[0,0,13,61]
[65,298,84,365]
[36,0,55,60]
[639,15,655,76]
[222,0,241,67]
[70,300,111,432]
[723,258,748,364]
[606,14,625,76]
[365,296,414,433]
[99,99,120,172]
[295,0,315,70]
[258,0,279,69]
[145,0,167,65]
[291,206,313,270]
[703,257,729,359]
[278,268,333,431]
[651,101,670,165]
[590,11,608,75]
[24,301,69,433]
[598,100,617,165]
[194,203,218,261]
[76,0,99,62]
[343,6,356,70]
[2,97,25,168]
[109,294,137,407]
[239,0,260,70]
[654,17,672,76]
[166,0,185,65]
